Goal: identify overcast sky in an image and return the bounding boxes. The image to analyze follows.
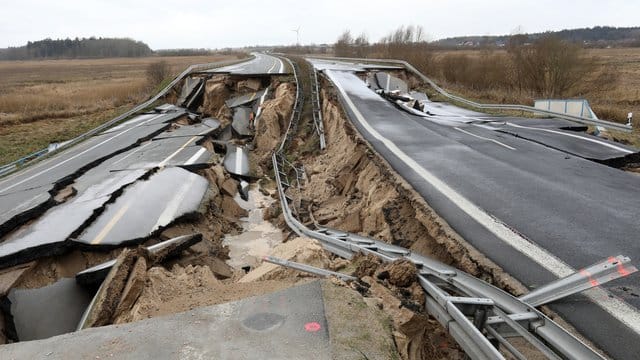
[1,0,638,49]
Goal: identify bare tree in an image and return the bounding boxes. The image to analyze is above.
[509,35,590,97]
[335,30,353,57]
[146,60,170,87]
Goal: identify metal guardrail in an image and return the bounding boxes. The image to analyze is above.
[270,56,625,360]
[310,69,327,150]
[309,56,633,133]
[0,55,254,178]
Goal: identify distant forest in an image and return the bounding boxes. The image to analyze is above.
[0,37,153,60]
[434,26,640,48]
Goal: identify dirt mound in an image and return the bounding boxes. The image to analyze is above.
[378,259,417,288]
[254,82,295,163]
[240,237,330,282]
[352,252,382,278]
[116,263,295,324]
[201,77,231,120]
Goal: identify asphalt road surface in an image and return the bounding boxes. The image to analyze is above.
[320,66,640,360]
[209,52,286,75]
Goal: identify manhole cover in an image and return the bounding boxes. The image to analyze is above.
[242,312,285,331]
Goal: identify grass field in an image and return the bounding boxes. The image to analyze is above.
[0,55,240,165]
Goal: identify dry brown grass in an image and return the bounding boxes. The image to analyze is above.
[0,55,238,165]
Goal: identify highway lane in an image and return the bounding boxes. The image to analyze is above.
[209,53,286,75]
[322,68,640,359]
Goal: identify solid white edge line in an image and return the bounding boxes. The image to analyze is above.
[454,127,516,150]
[326,69,640,335]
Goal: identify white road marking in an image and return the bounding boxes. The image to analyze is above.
[277,57,284,73]
[506,122,633,153]
[184,147,208,166]
[235,146,243,172]
[454,127,516,150]
[111,141,153,166]
[0,113,165,193]
[327,70,640,335]
[254,88,270,128]
[157,128,211,167]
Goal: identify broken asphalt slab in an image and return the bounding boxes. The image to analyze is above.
[5,278,95,342]
[374,72,408,93]
[223,143,250,177]
[231,106,254,137]
[76,233,203,286]
[0,186,54,237]
[0,170,147,269]
[74,167,209,248]
[225,89,267,109]
[177,77,204,107]
[0,118,173,233]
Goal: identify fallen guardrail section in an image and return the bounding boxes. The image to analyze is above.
[0,56,253,177]
[272,57,636,360]
[308,56,632,133]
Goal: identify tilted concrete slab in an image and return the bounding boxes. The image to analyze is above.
[225,89,267,109]
[6,278,94,341]
[374,72,408,93]
[76,233,203,286]
[231,107,253,137]
[0,281,330,359]
[223,143,250,177]
[0,170,147,269]
[74,167,208,247]
[177,77,204,107]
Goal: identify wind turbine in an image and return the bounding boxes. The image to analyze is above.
[292,26,301,46]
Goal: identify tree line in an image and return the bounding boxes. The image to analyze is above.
[0,37,153,60]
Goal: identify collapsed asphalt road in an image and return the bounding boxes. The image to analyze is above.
[0,53,300,340]
[314,61,640,360]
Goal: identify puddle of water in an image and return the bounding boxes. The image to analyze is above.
[223,186,283,269]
